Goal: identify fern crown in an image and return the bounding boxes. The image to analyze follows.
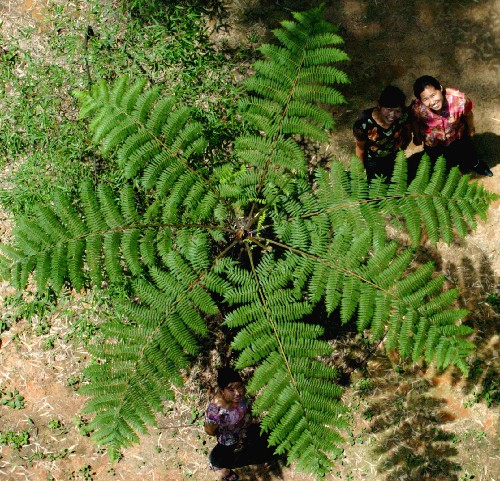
[0,5,497,478]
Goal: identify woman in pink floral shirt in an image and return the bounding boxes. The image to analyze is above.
[411,75,493,177]
[204,367,275,480]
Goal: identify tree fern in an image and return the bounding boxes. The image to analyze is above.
[0,5,498,479]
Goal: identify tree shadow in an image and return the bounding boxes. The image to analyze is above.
[411,236,499,400]
[364,376,461,481]
[237,456,287,481]
[473,132,500,171]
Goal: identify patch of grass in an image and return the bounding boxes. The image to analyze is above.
[0,429,29,450]
[2,292,58,324]
[0,0,246,217]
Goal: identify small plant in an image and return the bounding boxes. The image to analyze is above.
[356,378,374,393]
[66,374,84,391]
[0,315,11,334]
[48,418,62,430]
[1,389,25,409]
[74,416,92,437]
[189,408,204,426]
[47,447,72,461]
[79,464,94,481]
[43,335,57,350]
[485,292,500,313]
[0,429,29,450]
[34,319,51,336]
[459,473,475,480]
[47,419,68,435]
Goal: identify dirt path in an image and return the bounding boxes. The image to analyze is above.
[1,1,499,481]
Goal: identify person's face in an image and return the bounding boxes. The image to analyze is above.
[379,106,403,124]
[419,85,444,112]
[221,381,245,405]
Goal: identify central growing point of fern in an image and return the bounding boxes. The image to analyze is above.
[0,6,497,479]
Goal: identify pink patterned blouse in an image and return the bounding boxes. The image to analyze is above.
[411,88,473,147]
[205,399,251,446]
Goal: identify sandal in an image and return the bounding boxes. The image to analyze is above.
[222,470,240,481]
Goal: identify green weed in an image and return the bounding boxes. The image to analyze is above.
[0,429,29,450]
[485,292,500,313]
[79,464,94,481]
[1,389,25,409]
[0,0,244,216]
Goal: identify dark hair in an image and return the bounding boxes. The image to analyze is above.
[217,367,242,389]
[378,85,406,108]
[413,75,442,99]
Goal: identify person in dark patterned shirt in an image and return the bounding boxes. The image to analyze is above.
[353,85,412,181]
[204,367,275,480]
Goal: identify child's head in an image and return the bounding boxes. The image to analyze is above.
[413,75,442,99]
[378,85,406,109]
[413,75,445,112]
[217,366,243,390]
[217,367,245,404]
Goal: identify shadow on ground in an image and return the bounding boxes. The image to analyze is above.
[363,376,461,481]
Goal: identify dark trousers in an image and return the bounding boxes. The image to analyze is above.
[365,154,397,181]
[209,424,276,469]
[424,135,484,173]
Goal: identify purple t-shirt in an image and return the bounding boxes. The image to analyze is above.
[205,399,250,446]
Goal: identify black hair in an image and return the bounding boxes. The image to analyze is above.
[216,367,243,389]
[413,75,443,99]
[378,85,406,108]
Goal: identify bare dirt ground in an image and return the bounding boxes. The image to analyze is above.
[0,1,499,481]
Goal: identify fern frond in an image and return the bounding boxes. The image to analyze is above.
[1,5,498,477]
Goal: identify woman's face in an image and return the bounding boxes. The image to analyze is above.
[379,106,403,124]
[419,85,444,112]
[221,381,245,405]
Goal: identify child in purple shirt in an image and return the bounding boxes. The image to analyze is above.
[204,367,275,480]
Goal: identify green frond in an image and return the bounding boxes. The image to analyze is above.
[294,84,346,106]
[86,234,103,287]
[35,205,68,243]
[304,47,350,66]
[50,244,67,293]
[67,239,85,291]
[2,5,498,477]
[121,229,144,276]
[53,190,88,238]
[418,289,459,316]
[34,251,51,290]
[145,96,177,135]
[298,66,349,85]
[104,231,124,285]
[412,317,430,362]
[97,184,125,229]
[80,180,108,232]
[120,77,148,113]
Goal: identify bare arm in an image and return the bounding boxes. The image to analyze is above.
[204,422,218,436]
[464,110,475,137]
[354,139,366,162]
[411,117,423,146]
[402,122,412,149]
